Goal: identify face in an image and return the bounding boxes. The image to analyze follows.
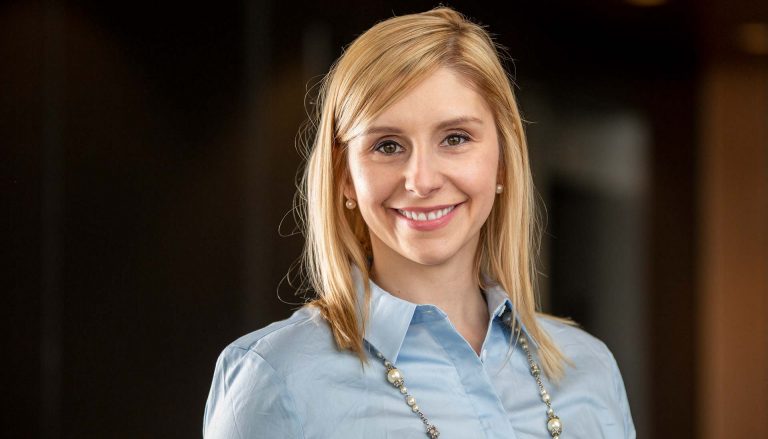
[344,67,500,269]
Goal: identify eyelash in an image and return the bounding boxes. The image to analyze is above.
[373,132,471,155]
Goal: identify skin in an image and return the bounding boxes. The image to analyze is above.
[344,67,501,355]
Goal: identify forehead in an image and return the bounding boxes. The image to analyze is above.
[354,68,494,137]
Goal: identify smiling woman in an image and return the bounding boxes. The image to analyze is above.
[204,7,636,439]
[344,68,499,275]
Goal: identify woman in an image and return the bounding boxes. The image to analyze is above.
[204,7,635,439]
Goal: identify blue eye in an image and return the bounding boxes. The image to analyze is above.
[374,141,403,155]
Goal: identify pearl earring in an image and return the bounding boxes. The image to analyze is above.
[345,199,357,209]
[495,184,504,194]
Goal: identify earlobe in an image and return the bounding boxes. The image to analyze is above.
[343,182,355,200]
[496,161,505,190]
[342,169,357,206]
[342,171,356,200]
[343,177,357,210]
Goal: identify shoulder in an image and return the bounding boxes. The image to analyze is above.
[204,306,340,438]
[221,305,341,373]
[228,305,328,352]
[212,304,366,396]
[536,316,618,371]
[535,316,636,438]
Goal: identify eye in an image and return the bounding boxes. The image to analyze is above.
[443,132,470,147]
[373,140,403,155]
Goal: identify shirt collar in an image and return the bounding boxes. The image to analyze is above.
[351,264,416,364]
[482,282,537,348]
[351,264,535,364]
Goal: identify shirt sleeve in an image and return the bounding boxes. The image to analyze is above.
[607,349,637,439]
[203,345,304,439]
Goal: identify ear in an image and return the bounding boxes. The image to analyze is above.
[495,155,505,188]
[342,165,357,201]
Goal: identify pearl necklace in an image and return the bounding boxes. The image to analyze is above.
[372,327,563,438]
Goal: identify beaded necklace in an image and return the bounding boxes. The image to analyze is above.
[372,323,563,438]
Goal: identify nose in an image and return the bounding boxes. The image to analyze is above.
[404,146,443,198]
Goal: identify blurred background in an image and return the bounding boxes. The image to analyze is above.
[3,0,767,437]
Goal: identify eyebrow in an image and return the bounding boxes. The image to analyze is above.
[360,115,484,137]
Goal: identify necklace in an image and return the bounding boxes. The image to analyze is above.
[372,329,563,438]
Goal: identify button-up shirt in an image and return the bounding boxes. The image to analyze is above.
[204,267,636,438]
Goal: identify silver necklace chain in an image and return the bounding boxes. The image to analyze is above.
[373,328,563,438]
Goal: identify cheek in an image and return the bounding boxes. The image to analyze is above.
[461,153,499,193]
[350,164,393,204]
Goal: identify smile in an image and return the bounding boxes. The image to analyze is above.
[396,205,455,221]
[392,203,462,232]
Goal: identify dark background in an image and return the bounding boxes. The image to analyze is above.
[4,0,767,437]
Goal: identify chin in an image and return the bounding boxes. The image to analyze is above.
[403,250,455,267]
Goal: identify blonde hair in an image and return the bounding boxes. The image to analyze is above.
[296,6,570,380]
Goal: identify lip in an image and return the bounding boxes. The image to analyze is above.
[391,202,462,232]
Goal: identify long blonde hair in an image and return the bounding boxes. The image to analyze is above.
[295,6,569,380]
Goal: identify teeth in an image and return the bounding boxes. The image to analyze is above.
[397,205,455,222]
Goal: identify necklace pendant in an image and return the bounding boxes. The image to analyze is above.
[547,415,562,437]
[386,368,404,387]
[426,424,440,438]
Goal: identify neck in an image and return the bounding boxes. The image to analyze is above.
[369,239,490,353]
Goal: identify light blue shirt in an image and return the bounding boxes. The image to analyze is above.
[204,267,636,438]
